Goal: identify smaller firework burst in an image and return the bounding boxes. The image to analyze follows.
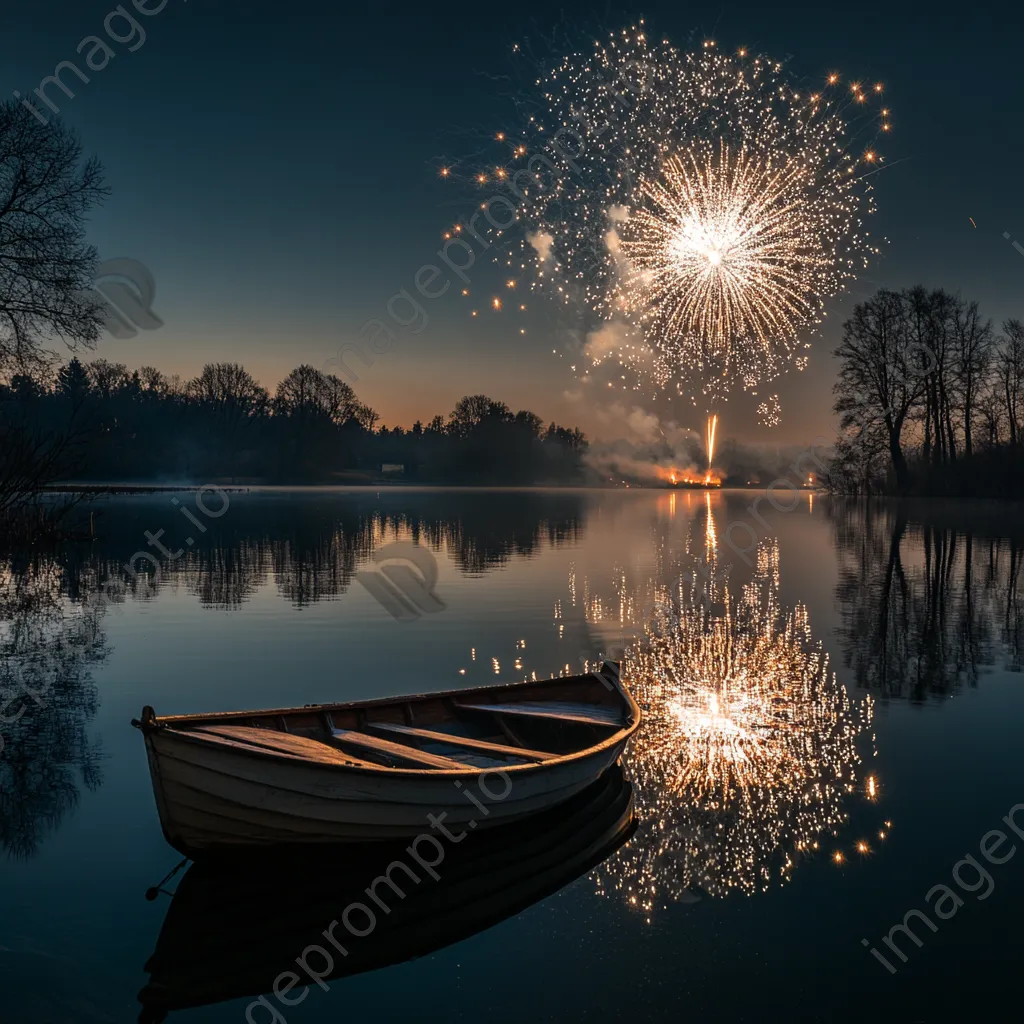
[757,394,782,427]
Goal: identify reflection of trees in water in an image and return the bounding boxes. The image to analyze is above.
[76,492,586,609]
[0,556,107,859]
[831,501,1023,700]
[999,541,1024,671]
[186,540,270,609]
[411,496,585,575]
[271,529,368,608]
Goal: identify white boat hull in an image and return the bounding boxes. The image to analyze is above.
[139,663,641,852]
[146,718,631,849]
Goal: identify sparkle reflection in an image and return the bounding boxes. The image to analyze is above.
[587,501,879,914]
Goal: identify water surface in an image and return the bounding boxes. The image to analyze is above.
[2,488,1022,1022]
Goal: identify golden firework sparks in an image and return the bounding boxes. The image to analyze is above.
[705,413,718,478]
[499,35,889,403]
[617,142,851,383]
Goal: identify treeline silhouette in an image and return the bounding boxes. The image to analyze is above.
[831,285,1024,495]
[0,359,588,490]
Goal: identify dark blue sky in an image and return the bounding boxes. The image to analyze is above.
[2,0,1021,443]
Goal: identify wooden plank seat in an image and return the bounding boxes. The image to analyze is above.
[367,721,557,763]
[189,725,376,768]
[328,727,474,770]
[452,700,624,728]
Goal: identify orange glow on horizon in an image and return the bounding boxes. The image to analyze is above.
[657,466,723,487]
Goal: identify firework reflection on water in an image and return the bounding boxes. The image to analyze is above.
[587,504,877,914]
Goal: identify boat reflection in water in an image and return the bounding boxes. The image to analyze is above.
[585,498,880,914]
[137,766,635,1021]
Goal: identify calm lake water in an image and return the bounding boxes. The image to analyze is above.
[3,487,1023,1022]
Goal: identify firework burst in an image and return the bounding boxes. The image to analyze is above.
[474,25,890,402]
[616,141,853,387]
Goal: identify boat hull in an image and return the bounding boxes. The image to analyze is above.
[146,726,631,852]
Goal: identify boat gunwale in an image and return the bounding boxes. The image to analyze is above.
[144,666,641,779]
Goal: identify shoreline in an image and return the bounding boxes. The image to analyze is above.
[42,482,788,494]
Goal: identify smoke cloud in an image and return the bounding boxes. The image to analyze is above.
[582,403,826,486]
[527,230,554,263]
[583,321,631,364]
[583,403,703,483]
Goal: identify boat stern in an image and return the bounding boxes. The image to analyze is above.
[133,708,194,856]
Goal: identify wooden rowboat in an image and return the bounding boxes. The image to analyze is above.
[133,661,640,854]
[137,767,635,1021]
